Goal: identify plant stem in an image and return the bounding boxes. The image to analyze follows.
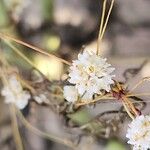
[10,105,24,150]
[16,108,76,149]
[97,0,107,55]
[0,33,71,65]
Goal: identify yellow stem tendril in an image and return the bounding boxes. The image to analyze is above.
[122,101,134,120]
[0,33,71,65]
[130,77,150,92]
[97,0,107,55]
[123,96,138,117]
[76,94,115,107]
[100,0,115,40]
[10,104,24,150]
[16,108,76,149]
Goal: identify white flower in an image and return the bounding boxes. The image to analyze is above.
[68,50,115,100]
[126,115,150,150]
[34,94,49,104]
[63,86,78,103]
[1,75,31,109]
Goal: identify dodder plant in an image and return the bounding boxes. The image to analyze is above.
[0,0,150,150]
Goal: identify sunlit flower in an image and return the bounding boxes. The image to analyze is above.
[68,50,115,100]
[126,115,150,150]
[1,75,31,109]
[63,86,78,103]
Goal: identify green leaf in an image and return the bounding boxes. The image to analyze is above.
[67,109,92,125]
[106,140,127,150]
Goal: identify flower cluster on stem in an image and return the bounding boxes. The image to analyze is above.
[1,74,31,109]
[126,115,150,150]
[63,50,115,103]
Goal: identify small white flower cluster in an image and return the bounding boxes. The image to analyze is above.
[63,86,78,103]
[63,50,115,103]
[126,115,150,150]
[33,94,49,104]
[1,75,31,109]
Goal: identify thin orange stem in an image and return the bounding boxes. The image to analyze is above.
[0,33,71,65]
[100,0,115,40]
[130,77,150,92]
[76,94,115,107]
[97,0,107,55]
[123,96,139,116]
[122,101,134,120]
[127,93,150,97]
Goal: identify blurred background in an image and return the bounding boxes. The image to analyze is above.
[0,0,150,150]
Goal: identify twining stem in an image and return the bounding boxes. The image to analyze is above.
[76,90,150,107]
[76,94,115,107]
[127,93,150,97]
[3,40,41,70]
[97,0,107,55]
[10,105,24,150]
[100,0,115,40]
[122,101,134,120]
[1,40,41,91]
[130,77,150,93]
[2,39,53,82]
[0,33,71,65]
[123,96,139,117]
[16,75,36,94]
[96,0,115,55]
[16,108,76,149]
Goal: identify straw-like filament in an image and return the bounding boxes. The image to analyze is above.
[0,33,71,65]
[96,0,115,55]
